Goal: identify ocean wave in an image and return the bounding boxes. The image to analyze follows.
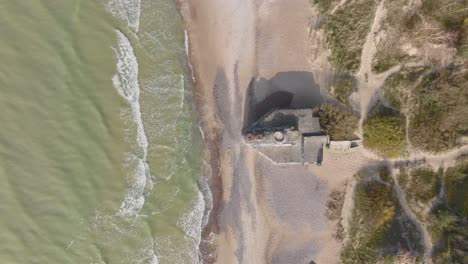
[184,30,196,83]
[112,30,153,218]
[106,0,141,32]
[126,239,160,264]
[178,189,206,263]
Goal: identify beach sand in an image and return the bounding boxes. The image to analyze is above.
[180,0,357,263]
[178,1,468,263]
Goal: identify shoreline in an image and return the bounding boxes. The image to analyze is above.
[178,0,345,263]
[179,3,223,262]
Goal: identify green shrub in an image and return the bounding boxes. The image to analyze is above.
[363,114,406,158]
[315,104,359,140]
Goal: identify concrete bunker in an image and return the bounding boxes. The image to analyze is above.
[243,108,329,165]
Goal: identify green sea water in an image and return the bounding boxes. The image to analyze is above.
[0,0,204,263]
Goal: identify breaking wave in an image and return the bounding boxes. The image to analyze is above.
[184,30,196,83]
[106,0,141,32]
[106,2,207,263]
[112,30,152,218]
[178,189,205,263]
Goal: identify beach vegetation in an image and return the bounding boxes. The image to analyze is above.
[371,0,422,73]
[363,111,406,158]
[421,0,468,57]
[404,167,440,204]
[378,166,393,185]
[314,104,359,141]
[321,0,377,73]
[326,187,346,221]
[342,171,423,263]
[429,206,468,264]
[408,67,468,152]
[429,160,468,263]
[397,168,409,188]
[372,0,468,73]
[326,185,347,241]
[444,161,468,218]
[329,75,355,107]
[403,161,468,263]
[314,0,339,13]
[372,47,412,74]
[381,67,429,110]
[341,180,396,263]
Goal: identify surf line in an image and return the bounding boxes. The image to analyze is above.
[112,29,153,217]
[106,0,141,33]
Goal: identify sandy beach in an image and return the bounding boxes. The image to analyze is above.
[178,0,468,262]
[179,1,348,263]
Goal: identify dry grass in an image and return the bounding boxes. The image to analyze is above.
[341,178,397,263]
[329,75,356,107]
[326,187,346,221]
[408,67,468,152]
[381,67,430,110]
[408,167,440,204]
[373,0,468,72]
[428,161,468,263]
[320,0,377,73]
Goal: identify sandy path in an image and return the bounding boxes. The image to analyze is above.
[390,168,434,263]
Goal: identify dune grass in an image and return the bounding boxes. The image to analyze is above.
[321,0,377,73]
[429,161,468,263]
[408,68,468,152]
[329,75,355,107]
[407,168,440,203]
[341,179,397,263]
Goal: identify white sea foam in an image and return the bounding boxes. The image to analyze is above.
[179,74,185,111]
[106,0,141,32]
[176,176,213,263]
[112,30,152,218]
[199,176,213,230]
[184,30,196,83]
[178,189,206,263]
[124,239,160,264]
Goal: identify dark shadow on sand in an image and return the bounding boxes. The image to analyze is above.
[243,71,323,131]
